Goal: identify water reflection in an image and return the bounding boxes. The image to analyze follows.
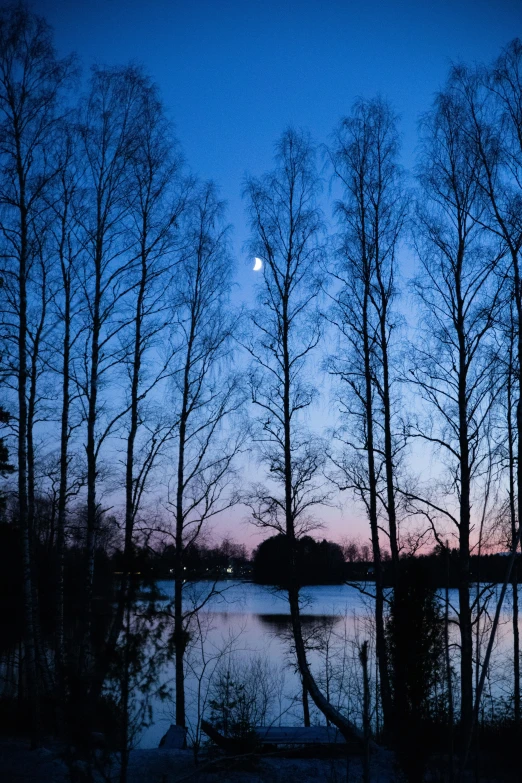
[140,583,374,749]
[139,581,522,750]
[257,613,342,632]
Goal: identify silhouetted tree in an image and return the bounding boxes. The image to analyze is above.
[76,64,151,677]
[252,534,344,585]
[92,74,191,728]
[0,3,76,741]
[450,39,522,742]
[244,128,359,741]
[327,97,407,730]
[165,182,244,728]
[406,82,504,739]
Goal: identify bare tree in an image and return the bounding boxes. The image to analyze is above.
[44,125,86,695]
[0,3,75,740]
[97,79,191,691]
[327,98,407,731]
[75,64,151,669]
[406,84,505,739]
[449,41,522,738]
[244,128,360,740]
[121,82,189,579]
[165,181,244,728]
[505,303,520,727]
[86,84,193,751]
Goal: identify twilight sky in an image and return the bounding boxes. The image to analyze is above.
[31,0,521,548]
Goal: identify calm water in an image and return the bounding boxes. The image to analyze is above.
[137,580,522,749]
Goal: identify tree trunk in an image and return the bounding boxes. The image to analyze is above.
[287,584,362,741]
[27,260,51,695]
[513,561,520,726]
[515,252,522,756]
[302,679,310,727]
[282,293,363,742]
[456,244,473,740]
[458,565,473,737]
[174,400,188,728]
[84,226,102,672]
[56,258,70,705]
[16,139,40,746]
[174,320,195,728]
[119,604,131,783]
[360,641,371,783]
[174,549,185,727]
[376,264,400,588]
[362,272,392,732]
[445,543,455,783]
[123,239,146,585]
[99,232,149,739]
[507,315,520,729]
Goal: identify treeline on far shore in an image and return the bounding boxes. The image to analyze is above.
[251,533,522,588]
[180,535,522,588]
[92,530,522,587]
[5,517,509,588]
[347,549,522,589]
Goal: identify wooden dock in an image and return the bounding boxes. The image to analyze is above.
[201,720,363,755]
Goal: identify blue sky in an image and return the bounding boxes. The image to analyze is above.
[33,0,520,266]
[31,0,522,547]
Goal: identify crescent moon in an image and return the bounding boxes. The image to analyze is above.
[253,257,263,271]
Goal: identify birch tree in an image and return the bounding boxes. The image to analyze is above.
[0,3,75,740]
[89,82,192,730]
[45,126,86,693]
[167,181,244,728]
[327,98,407,731]
[407,85,505,739]
[244,128,360,740]
[75,65,149,671]
[451,36,522,750]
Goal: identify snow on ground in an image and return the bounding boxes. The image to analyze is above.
[0,737,397,782]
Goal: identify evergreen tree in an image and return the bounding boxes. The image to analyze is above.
[387,558,445,782]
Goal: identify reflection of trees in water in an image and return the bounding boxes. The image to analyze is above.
[257,613,342,634]
[256,611,376,733]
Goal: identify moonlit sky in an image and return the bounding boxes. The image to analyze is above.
[31,0,521,549]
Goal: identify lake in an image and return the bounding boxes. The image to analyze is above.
[137,580,522,749]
